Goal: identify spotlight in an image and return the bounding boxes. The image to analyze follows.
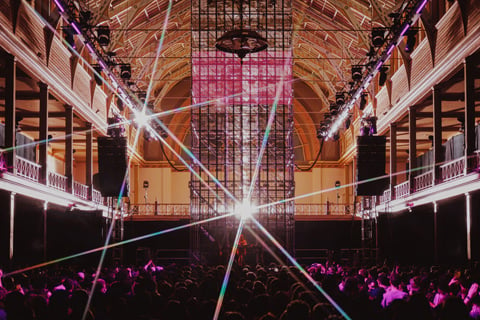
[405,29,417,53]
[345,115,351,129]
[137,91,147,104]
[116,96,124,112]
[371,28,385,47]
[234,200,257,219]
[63,26,76,49]
[351,65,363,82]
[379,66,389,86]
[330,102,339,115]
[92,64,103,86]
[120,64,131,80]
[96,26,111,47]
[368,117,377,135]
[335,92,345,105]
[359,92,367,110]
[79,11,92,28]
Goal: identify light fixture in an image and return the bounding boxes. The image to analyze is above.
[359,92,368,110]
[330,102,339,115]
[120,64,131,80]
[92,64,103,86]
[215,0,268,61]
[371,28,386,47]
[96,26,111,47]
[351,65,363,82]
[216,29,268,60]
[234,200,257,219]
[379,66,389,86]
[405,29,418,53]
[335,92,346,105]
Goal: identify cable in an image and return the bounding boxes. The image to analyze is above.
[159,140,188,172]
[295,138,324,171]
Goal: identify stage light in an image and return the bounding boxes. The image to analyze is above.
[92,64,103,86]
[359,92,367,110]
[371,28,385,47]
[351,65,363,82]
[379,66,388,86]
[120,64,131,80]
[335,92,345,105]
[405,29,417,53]
[96,26,111,47]
[63,26,76,49]
[133,109,149,129]
[234,200,257,219]
[329,102,339,116]
[116,96,124,112]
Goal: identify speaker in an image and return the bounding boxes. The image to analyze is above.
[356,136,388,196]
[97,137,129,197]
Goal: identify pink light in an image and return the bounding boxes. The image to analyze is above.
[192,51,292,106]
[71,22,81,35]
[86,43,95,54]
[387,45,395,56]
[399,24,410,38]
[53,0,65,12]
[416,0,428,14]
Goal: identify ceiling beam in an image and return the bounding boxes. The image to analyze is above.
[20,125,90,132]
[396,125,460,132]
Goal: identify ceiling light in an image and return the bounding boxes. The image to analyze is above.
[216,29,268,60]
[96,26,111,47]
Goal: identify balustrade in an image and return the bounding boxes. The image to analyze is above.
[440,158,465,182]
[47,171,68,191]
[394,181,410,199]
[414,170,434,191]
[15,156,41,182]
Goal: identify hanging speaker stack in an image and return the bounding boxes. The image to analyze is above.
[356,136,388,196]
[97,136,129,197]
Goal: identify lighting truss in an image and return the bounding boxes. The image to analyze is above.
[190,0,295,263]
[326,0,430,140]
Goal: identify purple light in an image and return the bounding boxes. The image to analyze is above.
[53,0,65,12]
[71,22,81,35]
[399,23,410,38]
[416,0,428,14]
[86,43,95,54]
[387,44,395,56]
[375,61,384,71]
[99,60,107,70]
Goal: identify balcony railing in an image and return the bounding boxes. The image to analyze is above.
[440,157,465,182]
[394,181,410,199]
[47,171,68,192]
[92,189,103,205]
[15,156,41,182]
[127,203,356,217]
[73,181,89,200]
[414,170,434,191]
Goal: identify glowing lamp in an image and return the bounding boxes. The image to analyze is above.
[234,200,257,219]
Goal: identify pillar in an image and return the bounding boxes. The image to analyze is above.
[464,56,476,173]
[433,201,438,264]
[389,123,397,199]
[39,82,48,184]
[9,192,15,261]
[65,105,73,193]
[86,123,93,200]
[408,107,416,192]
[466,192,472,261]
[4,53,16,173]
[43,201,48,261]
[432,86,443,184]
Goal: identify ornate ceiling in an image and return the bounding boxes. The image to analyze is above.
[77,0,401,161]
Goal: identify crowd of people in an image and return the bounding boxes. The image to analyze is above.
[0,259,480,319]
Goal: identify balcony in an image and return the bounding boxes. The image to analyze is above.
[379,151,480,211]
[1,154,105,207]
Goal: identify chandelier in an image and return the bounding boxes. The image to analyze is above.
[215,0,268,60]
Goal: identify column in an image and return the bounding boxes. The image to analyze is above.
[9,192,15,261]
[43,201,48,261]
[466,192,472,261]
[433,201,438,264]
[65,105,73,193]
[433,86,443,184]
[464,56,476,173]
[408,107,417,193]
[389,123,397,199]
[86,123,93,200]
[39,82,48,184]
[4,53,16,173]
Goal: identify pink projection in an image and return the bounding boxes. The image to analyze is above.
[192,50,292,106]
